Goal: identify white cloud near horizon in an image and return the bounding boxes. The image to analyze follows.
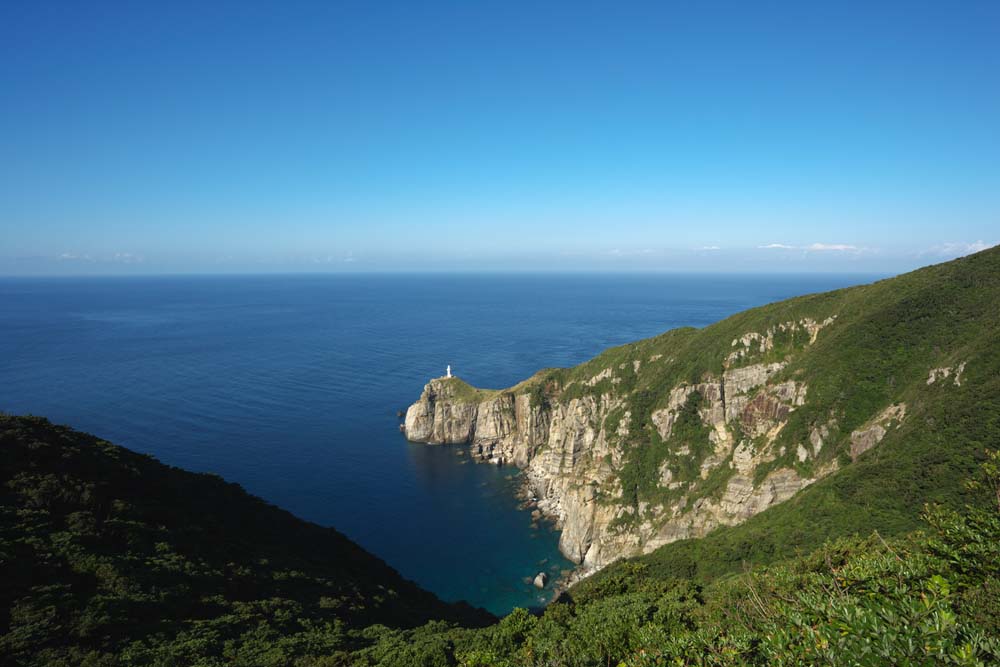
[112,252,145,264]
[806,243,859,252]
[608,248,655,257]
[758,243,862,252]
[57,252,146,264]
[922,240,994,257]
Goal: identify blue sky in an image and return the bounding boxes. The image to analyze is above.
[1,1,998,274]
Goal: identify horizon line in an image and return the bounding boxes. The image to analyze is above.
[0,268,894,280]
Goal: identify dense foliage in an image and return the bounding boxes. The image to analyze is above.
[0,415,491,666]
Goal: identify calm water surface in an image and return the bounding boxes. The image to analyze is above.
[0,273,877,614]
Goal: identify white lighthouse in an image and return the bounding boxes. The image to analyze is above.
[446,364,452,378]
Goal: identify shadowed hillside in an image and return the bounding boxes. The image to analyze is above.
[0,415,492,666]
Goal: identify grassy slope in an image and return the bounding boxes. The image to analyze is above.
[572,245,1000,596]
[434,377,500,403]
[0,415,492,666]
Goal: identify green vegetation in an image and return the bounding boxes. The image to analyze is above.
[0,415,492,666]
[435,377,500,404]
[613,391,718,520]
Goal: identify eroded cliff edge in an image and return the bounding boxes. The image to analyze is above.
[402,256,981,579]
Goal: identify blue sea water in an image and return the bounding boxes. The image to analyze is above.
[0,272,878,614]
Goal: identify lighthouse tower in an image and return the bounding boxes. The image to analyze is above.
[446,365,452,378]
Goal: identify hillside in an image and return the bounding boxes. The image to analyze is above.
[404,245,1000,579]
[0,415,492,666]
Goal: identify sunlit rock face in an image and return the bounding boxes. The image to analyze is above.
[402,314,916,580]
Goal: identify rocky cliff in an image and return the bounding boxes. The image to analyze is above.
[404,320,843,575]
[403,248,995,579]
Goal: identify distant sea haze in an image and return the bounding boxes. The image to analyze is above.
[0,272,879,614]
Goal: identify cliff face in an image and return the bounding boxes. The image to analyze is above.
[404,333,843,573]
[403,247,999,578]
[404,381,480,444]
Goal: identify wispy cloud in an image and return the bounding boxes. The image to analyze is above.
[112,252,144,264]
[921,240,994,257]
[806,243,858,252]
[311,252,358,264]
[57,252,93,262]
[608,248,654,257]
[55,251,144,264]
[700,245,721,251]
[757,242,865,253]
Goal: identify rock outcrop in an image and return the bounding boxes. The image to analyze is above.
[404,381,479,444]
[849,403,907,461]
[927,362,967,387]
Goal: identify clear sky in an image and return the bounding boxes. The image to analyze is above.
[1,1,998,275]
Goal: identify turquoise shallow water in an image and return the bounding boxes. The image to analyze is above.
[0,272,877,614]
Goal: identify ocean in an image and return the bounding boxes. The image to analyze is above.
[0,272,877,614]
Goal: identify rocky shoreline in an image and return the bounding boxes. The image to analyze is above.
[512,472,590,591]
